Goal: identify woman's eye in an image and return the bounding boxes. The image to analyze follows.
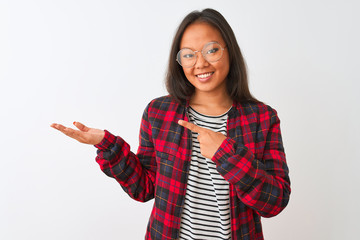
[183,54,194,58]
[207,48,219,54]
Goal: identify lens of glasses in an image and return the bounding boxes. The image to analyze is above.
[176,42,224,68]
[177,48,196,68]
[202,42,223,63]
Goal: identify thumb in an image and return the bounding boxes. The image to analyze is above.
[73,121,90,132]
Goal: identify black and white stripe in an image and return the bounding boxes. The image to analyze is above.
[179,107,231,240]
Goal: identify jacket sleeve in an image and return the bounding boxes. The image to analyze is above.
[94,104,156,202]
[211,108,291,218]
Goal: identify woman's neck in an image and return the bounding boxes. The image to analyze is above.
[189,91,233,116]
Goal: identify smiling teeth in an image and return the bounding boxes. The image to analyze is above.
[197,72,213,78]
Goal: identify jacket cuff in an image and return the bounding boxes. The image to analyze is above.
[94,130,116,150]
[212,137,236,164]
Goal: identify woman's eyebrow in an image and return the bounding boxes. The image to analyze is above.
[180,40,220,50]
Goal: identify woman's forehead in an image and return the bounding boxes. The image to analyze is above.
[180,22,224,49]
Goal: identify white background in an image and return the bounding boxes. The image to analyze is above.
[1,0,359,239]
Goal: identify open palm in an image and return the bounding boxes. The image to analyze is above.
[51,121,105,145]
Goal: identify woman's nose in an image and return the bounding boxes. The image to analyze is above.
[194,52,209,68]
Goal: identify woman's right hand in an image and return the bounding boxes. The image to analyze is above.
[50,121,105,145]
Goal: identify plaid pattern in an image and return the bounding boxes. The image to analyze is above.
[95,95,290,240]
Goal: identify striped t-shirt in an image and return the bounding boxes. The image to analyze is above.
[179,106,231,240]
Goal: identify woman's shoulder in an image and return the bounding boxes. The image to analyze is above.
[145,95,184,113]
[233,100,279,118]
[150,95,178,104]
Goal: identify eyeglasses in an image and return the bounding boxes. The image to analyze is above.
[176,41,226,68]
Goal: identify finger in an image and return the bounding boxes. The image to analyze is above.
[50,123,66,131]
[73,121,90,132]
[178,120,204,133]
[51,123,84,140]
[54,124,73,135]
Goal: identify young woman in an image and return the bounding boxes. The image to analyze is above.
[51,8,291,240]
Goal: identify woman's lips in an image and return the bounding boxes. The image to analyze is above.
[196,72,214,82]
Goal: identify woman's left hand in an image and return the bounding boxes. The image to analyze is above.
[178,120,227,159]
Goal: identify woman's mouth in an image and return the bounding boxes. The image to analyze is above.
[196,72,214,82]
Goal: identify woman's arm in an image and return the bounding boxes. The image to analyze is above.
[211,109,291,218]
[51,104,157,203]
[178,108,290,217]
[95,104,156,202]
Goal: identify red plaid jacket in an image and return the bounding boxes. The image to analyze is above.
[95,95,290,240]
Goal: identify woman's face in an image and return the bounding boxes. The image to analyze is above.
[180,22,230,96]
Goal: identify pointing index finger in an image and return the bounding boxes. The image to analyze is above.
[178,120,204,134]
